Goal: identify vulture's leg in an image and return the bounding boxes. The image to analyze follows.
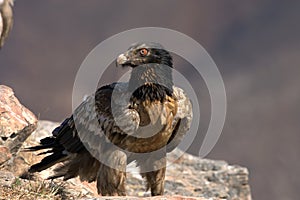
[138,153,166,196]
[96,149,127,196]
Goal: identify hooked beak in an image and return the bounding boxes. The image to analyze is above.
[116,53,130,66]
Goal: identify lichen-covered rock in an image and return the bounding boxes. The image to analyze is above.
[125,150,252,200]
[0,85,37,155]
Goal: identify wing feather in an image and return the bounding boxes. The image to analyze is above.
[166,86,193,152]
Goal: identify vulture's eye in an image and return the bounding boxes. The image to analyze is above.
[139,48,149,56]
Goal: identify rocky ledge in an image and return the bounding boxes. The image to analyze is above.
[16,120,251,200]
[0,85,252,200]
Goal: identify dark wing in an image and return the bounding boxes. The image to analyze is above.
[166,86,193,152]
[28,83,140,180]
[0,0,13,48]
[73,82,140,159]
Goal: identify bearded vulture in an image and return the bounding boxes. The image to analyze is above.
[28,42,193,196]
[0,0,13,49]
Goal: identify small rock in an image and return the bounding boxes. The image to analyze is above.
[0,170,15,187]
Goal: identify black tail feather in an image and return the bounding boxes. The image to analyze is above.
[28,153,68,173]
[23,137,59,152]
[37,150,55,155]
[27,116,85,178]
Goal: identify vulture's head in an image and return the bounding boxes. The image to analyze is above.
[117,42,173,68]
[117,42,174,100]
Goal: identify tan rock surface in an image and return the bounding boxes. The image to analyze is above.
[0,85,37,138]
[0,85,37,175]
[0,85,37,155]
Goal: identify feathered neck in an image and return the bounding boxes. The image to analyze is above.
[128,64,173,102]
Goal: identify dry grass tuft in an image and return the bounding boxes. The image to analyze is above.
[0,178,66,200]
